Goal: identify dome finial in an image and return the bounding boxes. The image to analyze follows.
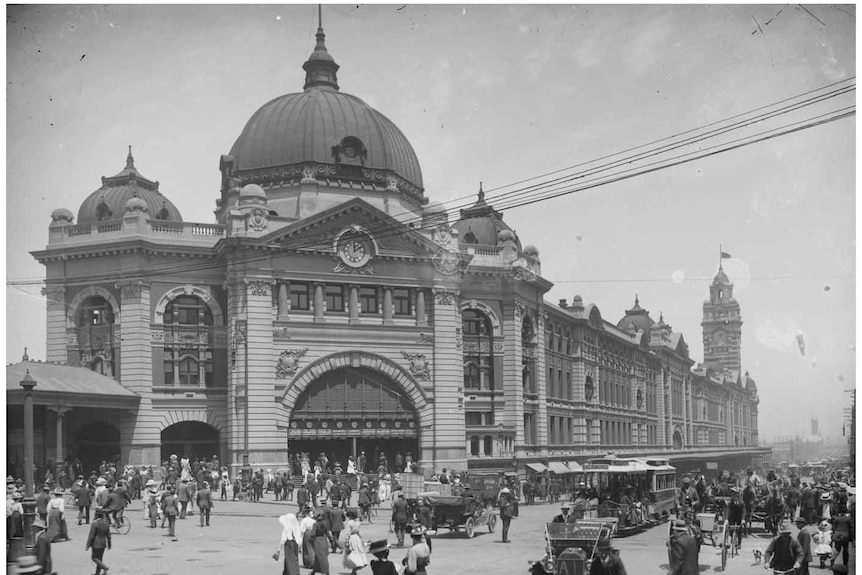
[634,294,639,307]
[303,4,340,91]
[478,181,484,201]
[126,145,135,169]
[22,347,29,361]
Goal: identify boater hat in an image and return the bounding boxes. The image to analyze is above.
[368,539,390,555]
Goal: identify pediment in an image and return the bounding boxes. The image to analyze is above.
[260,198,440,259]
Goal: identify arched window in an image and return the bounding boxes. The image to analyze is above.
[163,294,214,386]
[461,309,494,391]
[75,295,116,376]
[463,232,477,244]
[96,202,113,221]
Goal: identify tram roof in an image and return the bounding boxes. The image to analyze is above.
[7,360,140,409]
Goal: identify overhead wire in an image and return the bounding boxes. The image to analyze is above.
[6,79,855,288]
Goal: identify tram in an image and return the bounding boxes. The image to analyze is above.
[581,454,678,536]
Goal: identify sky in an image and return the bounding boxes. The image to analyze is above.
[5,4,856,443]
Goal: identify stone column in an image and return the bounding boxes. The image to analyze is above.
[277,283,289,319]
[50,406,71,481]
[430,287,466,471]
[416,290,427,326]
[383,288,393,324]
[504,301,526,456]
[44,286,67,363]
[535,310,549,456]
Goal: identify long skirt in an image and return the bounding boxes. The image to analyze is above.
[302,530,316,569]
[312,535,330,574]
[282,540,301,575]
[46,509,67,541]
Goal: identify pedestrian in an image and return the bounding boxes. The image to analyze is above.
[106,484,129,531]
[391,492,409,547]
[162,486,179,538]
[86,508,112,575]
[497,486,515,543]
[36,485,51,522]
[32,517,54,575]
[588,538,628,575]
[296,483,309,513]
[829,509,854,567]
[300,507,317,570]
[813,520,833,568]
[46,487,68,543]
[311,511,332,575]
[328,503,345,553]
[794,517,812,575]
[402,525,431,575]
[185,480,196,517]
[368,539,398,575]
[668,520,699,575]
[220,467,230,500]
[358,482,372,522]
[343,521,368,575]
[196,481,214,527]
[8,491,24,539]
[552,501,575,524]
[764,522,803,574]
[177,478,190,519]
[275,512,303,575]
[74,476,93,526]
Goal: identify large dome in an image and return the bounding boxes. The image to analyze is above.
[226,24,423,196]
[229,89,423,190]
[77,148,182,225]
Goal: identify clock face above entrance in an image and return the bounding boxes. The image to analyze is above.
[334,225,375,269]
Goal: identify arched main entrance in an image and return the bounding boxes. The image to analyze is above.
[288,366,420,473]
[72,422,120,474]
[672,428,684,450]
[161,422,220,463]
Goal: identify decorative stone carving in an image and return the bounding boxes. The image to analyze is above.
[385,174,399,192]
[433,289,459,306]
[301,164,316,184]
[151,329,165,343]
[510,266,536,283]
[334,262,375,275]
[584,373,595,402]
[247,207,268,232]
[514,301,527,321]
[400,350,431,380]
[272,327,292,339]
[276,348,309,379]
[248,280,272,297]
[417,333,434,344]
[119,283,143,299]
[432,225,452,246]
[112,327,122,344]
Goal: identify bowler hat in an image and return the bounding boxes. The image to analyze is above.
[794,517,806,525]
[778,523,792,534]
[596,538,612,550]
[671,520,688,531]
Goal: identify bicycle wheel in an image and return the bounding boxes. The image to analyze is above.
[720,522,728,570]
[117,516,131,535]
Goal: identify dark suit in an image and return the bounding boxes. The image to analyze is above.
[196,487,213,526]
[75,483,93,524]
[797,527,812,575]
[669,531,699,575]
[86,516,112,575]
[391,498,409,546]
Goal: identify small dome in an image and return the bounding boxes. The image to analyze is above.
[50,208,74,224]
[498,229,516,243]
[524,245,539,257]
[451,185,521,250]
[125,195,149,213]
[240,184,267,200]
[713,266,731,285]
[616,295,655,334]
[77,147,182,224]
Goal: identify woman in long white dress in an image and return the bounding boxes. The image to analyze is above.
[343,521,368,575]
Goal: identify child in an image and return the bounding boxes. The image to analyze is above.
[813,520,833,569]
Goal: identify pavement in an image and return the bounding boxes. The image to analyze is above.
[41,496,854,575]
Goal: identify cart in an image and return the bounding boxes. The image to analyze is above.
[529,520,615,574]
[425,494,497,538]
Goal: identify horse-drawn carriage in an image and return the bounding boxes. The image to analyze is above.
[529,520,615,574]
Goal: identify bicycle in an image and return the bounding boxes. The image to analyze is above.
[110,514,131,535]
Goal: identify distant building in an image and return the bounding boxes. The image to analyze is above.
[9,23,766,479]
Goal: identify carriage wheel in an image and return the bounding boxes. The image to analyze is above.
[720,524,729,571]
[488,514,497,533]
[465,517,476,538]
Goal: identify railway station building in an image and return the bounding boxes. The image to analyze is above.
[10,24,766,480]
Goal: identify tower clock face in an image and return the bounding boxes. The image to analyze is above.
[713,330,727,345]
[335,226,374,268]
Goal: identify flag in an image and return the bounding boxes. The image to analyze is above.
[721,251,732,259]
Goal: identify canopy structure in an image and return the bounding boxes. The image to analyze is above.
[565,461,583,472]
[547,461,574,474]
[526,462,547,473]
[7,360,140,409]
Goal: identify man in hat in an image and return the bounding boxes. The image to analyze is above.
[36,485,51,522]
[552,501,575,524]
[497,486,516,543]
[794,516,812,575]
[764,522,803,574]
[162,485,179,537]
[74,475,93,526]
[679,477,699,517]
[669,519,699,575]
[414,496,433,552]
[177,478,190,519]
[402,525,431,575]
[86,508,112,575]
[589,538,628,575]
[104,483,129,531]
[830,507,854,567]
[391,492,409,547]
[196,481,213,527]
[368,538,397,575]
[32,516,55,575]
[358,481,372,522]
[726,488,745,549]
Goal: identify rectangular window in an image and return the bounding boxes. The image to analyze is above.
[566,371,571,400]
[393,288,411,315]
[289,283,310,311]
[325,285,344,312]
[359,287,378,314]
[548,367,555,397]
[465,412,482,426]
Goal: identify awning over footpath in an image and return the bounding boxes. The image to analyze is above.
[547,461,575,474]
[526,462,547,473]
[7,360,140,409]
[565,461,583,472]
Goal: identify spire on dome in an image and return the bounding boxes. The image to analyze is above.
[478,181,485,202]
[22,347,29,362]
[126,145,135,169]
[302,4,340,91]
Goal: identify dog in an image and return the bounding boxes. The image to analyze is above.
[752,548,763,565]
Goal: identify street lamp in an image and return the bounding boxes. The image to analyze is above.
[20,369,37,551]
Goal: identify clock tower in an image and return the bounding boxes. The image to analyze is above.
[702,262,743,373]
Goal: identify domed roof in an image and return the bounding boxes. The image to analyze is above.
[77,147,182,225]
[240,184,267,200]
[713,265,731,285]
[51,208,74,224]
[617,295,655,333]
[227,23,424,195]
[451,185,521,249]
